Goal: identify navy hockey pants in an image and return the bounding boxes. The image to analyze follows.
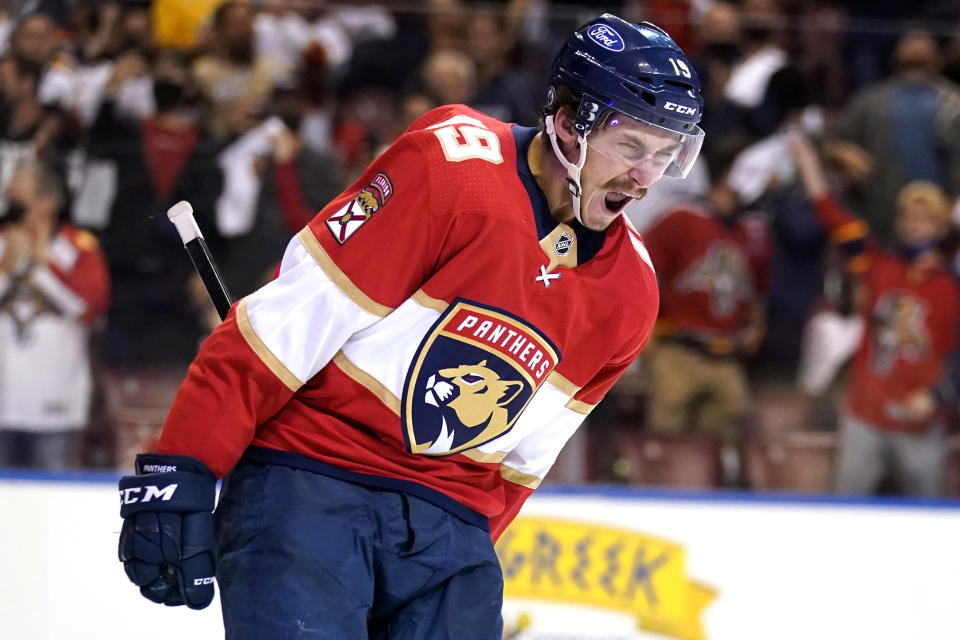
[213,460,504,639]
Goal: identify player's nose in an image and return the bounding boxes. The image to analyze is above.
[627,165,654,189]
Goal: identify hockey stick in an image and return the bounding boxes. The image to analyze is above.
[167,201,234,321]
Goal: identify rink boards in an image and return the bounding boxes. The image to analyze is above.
[1,472,958,640]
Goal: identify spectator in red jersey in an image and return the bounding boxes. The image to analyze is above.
[0,161,109,470]
[642,140,772,449]
[791,133,960,496]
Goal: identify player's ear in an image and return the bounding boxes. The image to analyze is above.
[553,106,578,146]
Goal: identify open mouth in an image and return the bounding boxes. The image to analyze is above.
[603,191,635,214]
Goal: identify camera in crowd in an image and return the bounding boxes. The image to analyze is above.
[0,200,26,226]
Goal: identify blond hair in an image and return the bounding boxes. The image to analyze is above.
[897,180,951,227]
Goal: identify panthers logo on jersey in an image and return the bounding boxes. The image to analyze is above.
[325,172,393,244]
[402,299,560,456]
[870,292,929,374]
[675,241,753,317]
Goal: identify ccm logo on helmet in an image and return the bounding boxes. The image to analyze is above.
[664,102,697,116]
[119,484,178,505]
[587,25,625,51]
[193,577,215,586]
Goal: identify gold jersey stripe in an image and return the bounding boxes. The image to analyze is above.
[461,449,507,464]
[236,297,303,392]
[332,351,401,415]
[565,398,596,415]
[297,228,393,317]
[412,289,449,312]
[500,465,542,489]
[547,371,580,396]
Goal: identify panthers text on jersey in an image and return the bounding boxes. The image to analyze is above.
[156,105,659,539]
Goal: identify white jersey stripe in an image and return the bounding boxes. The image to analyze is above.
[296,228,393,317]
[622,214,657,273]
[243,234,383,386]
[237,298,302,391]
[341,297,442,402]
[496,381,587,485]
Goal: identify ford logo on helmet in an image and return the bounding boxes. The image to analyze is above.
[587,24,625,52]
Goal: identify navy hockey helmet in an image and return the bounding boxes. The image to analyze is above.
[549,14,703,136]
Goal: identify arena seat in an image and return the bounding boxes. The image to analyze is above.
[939,434,960,497]
[742,431,838,492]
[611,431,725,488]
[747,387,814,438]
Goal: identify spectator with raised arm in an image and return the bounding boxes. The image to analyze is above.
[791,133,960,496]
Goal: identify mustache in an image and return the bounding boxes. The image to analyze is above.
[602,182,647,199]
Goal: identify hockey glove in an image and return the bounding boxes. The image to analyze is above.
[118,453,217,609]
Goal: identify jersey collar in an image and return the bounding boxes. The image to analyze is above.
[512,125,607,266]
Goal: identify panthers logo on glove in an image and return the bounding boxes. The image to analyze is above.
[402,299,559,456]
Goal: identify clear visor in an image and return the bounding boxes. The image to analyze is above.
[585,114,704,187]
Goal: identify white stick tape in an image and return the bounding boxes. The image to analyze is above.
[167,200,204,244]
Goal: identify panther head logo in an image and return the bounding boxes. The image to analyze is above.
[422,360,523,453]
[355,189,380,216]
[871,293,929,374]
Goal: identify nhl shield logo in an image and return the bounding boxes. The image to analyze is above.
[402,299,560,456]
[554,232,574,257]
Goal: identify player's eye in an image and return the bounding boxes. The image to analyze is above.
[459,374,483,385]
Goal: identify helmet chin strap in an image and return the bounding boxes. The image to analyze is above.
[545,115,588,225]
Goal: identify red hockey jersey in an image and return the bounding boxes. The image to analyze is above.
[0,224,110,429]
[156,106,660,539]
[814,195,960,432]
[643,204,771,348]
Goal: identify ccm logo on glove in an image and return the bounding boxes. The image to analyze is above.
[119,484,178,505]
[118,454,218,609]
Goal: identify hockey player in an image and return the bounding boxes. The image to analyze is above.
[117,14,704,639]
